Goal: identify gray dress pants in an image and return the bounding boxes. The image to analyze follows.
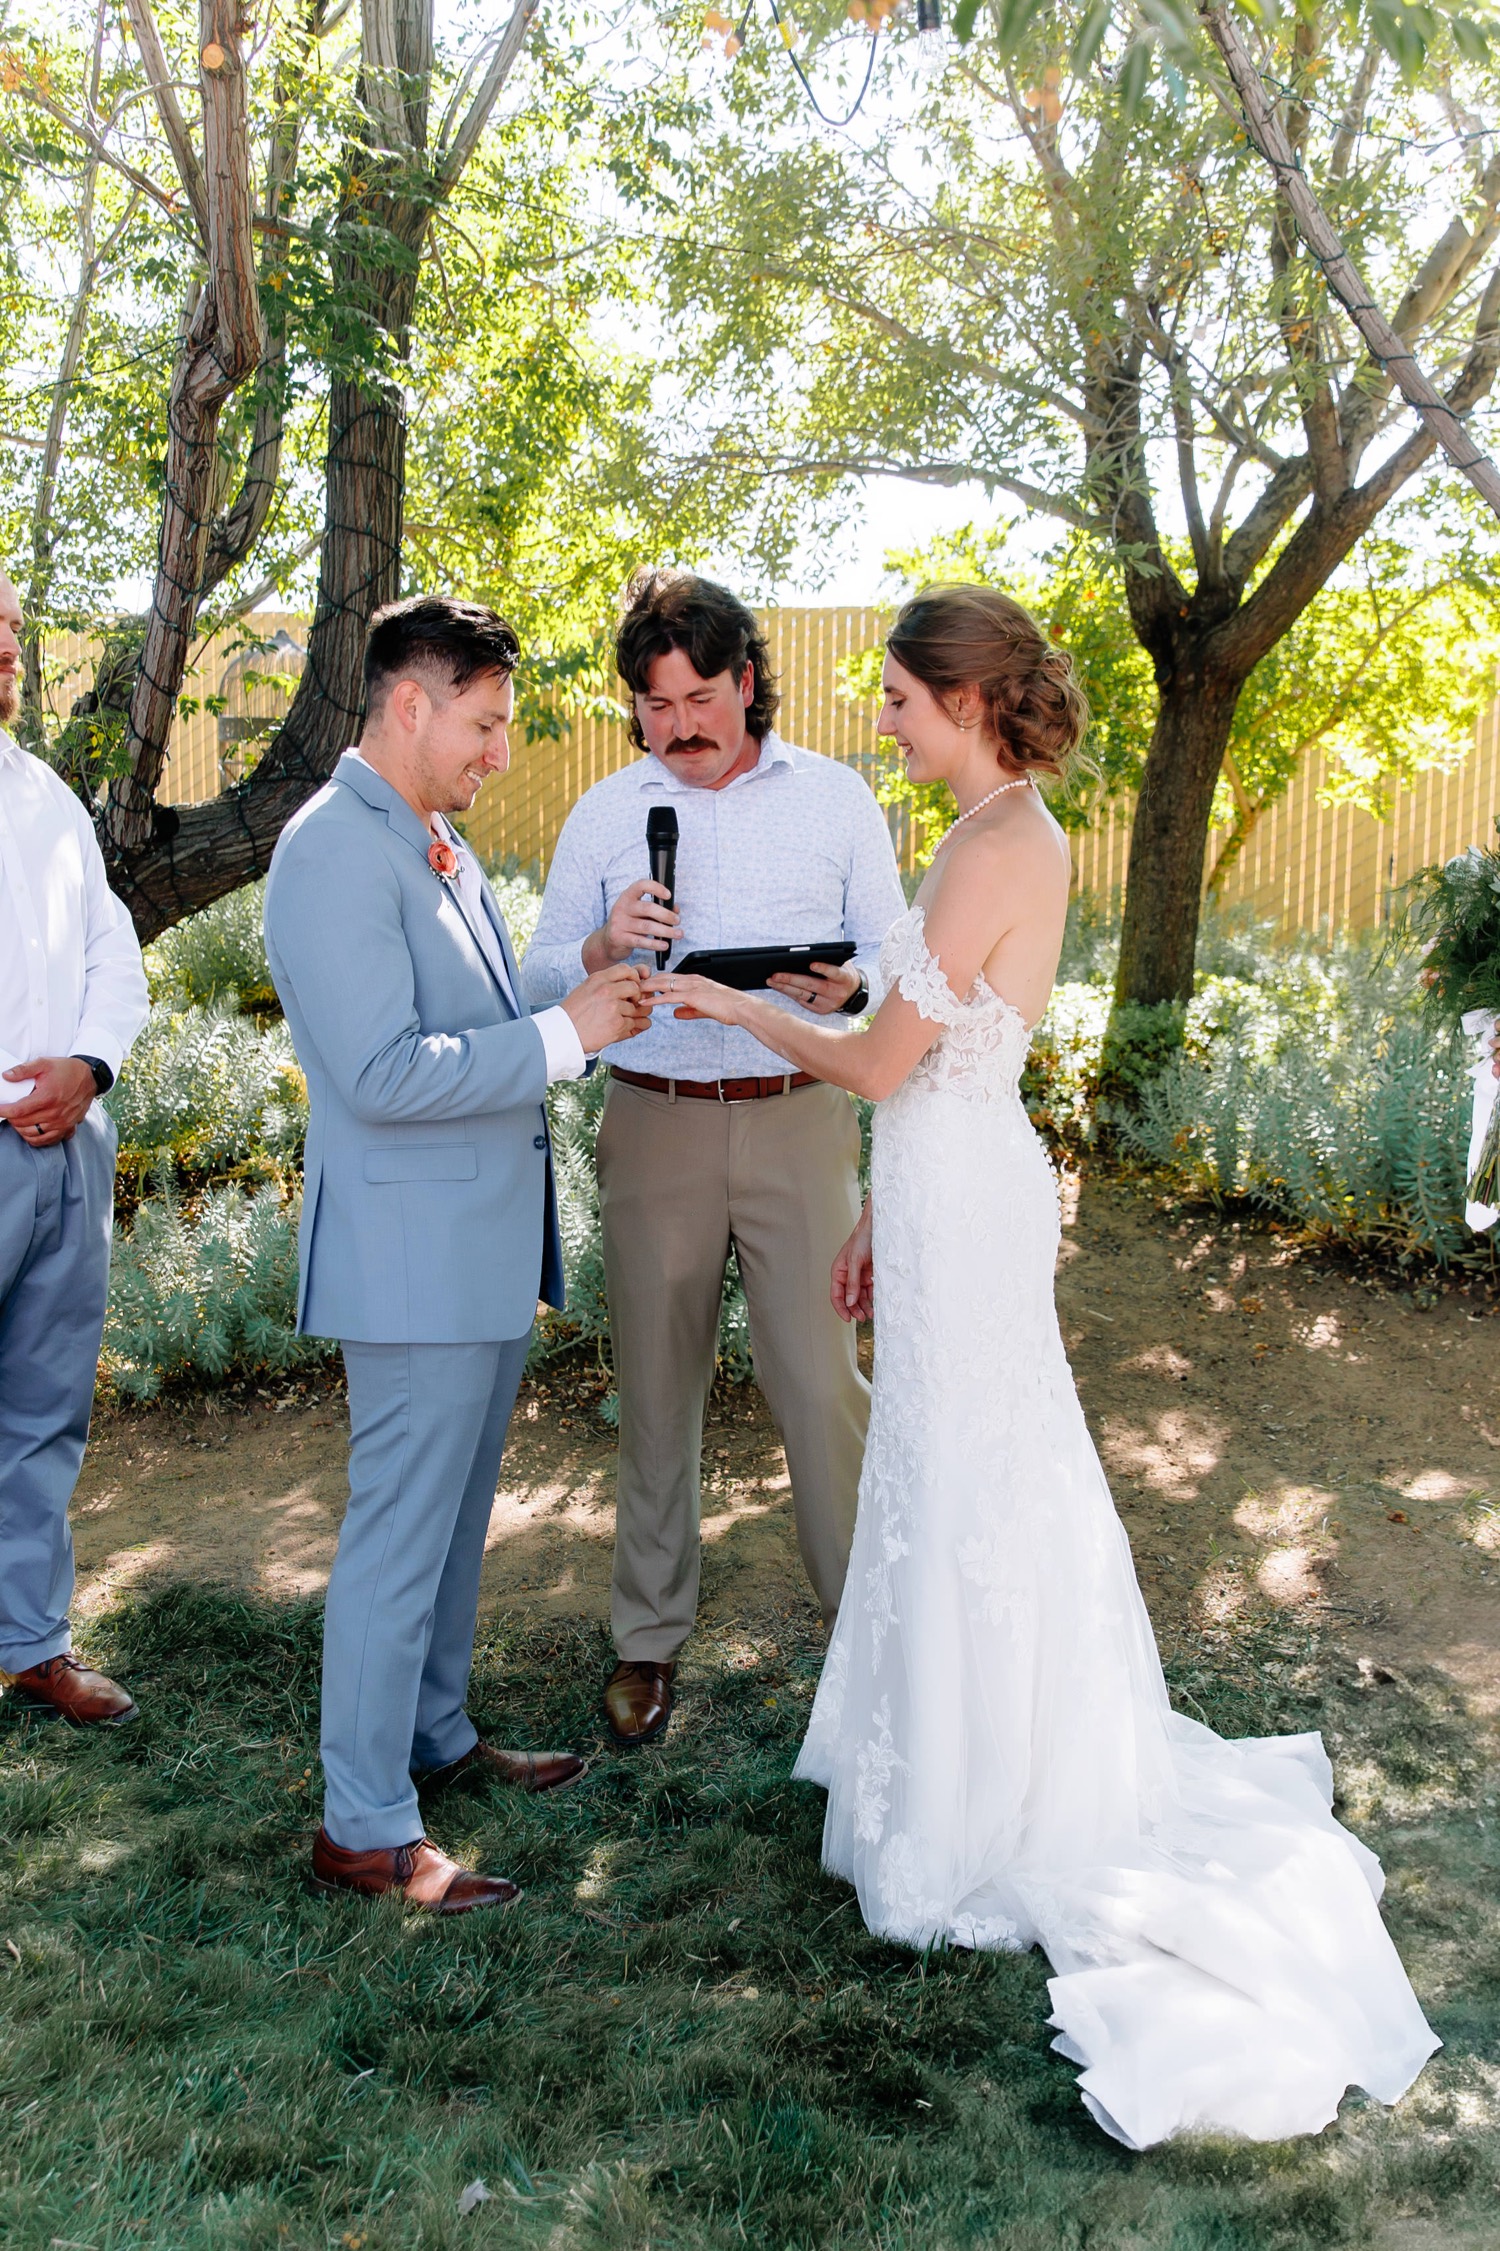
[0,1109,117,1674]
[321,1335,530,1851]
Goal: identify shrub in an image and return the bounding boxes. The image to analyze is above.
[1022,981,1109,1153]
[145,878,277,1013]
[107,1000,307,1193]
[103,1180,333,1400]
[105,864,1483,1402]
[1122,1001,1477,1265]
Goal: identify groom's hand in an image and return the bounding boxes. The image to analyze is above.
[562,964,653,1054]
[581,880,681,971]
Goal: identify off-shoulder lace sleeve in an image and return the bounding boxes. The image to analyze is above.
[885,906,971,1028]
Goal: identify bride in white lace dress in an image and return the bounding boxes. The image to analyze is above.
[650,584,1437,2150]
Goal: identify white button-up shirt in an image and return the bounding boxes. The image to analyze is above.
[521,733,906,1080]
[0,727,149,1092]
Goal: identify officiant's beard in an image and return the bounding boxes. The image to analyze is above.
[0,673,18,728]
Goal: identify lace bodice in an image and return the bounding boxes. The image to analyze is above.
[881,904,1032,1103]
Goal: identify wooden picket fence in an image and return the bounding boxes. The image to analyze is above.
[33,608,1500,930]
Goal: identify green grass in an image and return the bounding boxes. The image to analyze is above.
[3,1587,1499,2251]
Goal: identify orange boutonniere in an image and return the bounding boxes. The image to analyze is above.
[428,837,459,882]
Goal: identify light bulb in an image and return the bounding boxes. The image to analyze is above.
[915,0,944,68]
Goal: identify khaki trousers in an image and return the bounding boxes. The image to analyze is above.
[596,1075,869,1658]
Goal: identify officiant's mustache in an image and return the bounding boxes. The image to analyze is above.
[665,735,718,756]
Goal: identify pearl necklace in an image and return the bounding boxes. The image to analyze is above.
[944,773,1033,837]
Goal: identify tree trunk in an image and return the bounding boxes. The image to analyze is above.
[104,0,264,855]
[100,374,406,941]
[49,0,538,936]
[1114,663,1245,1007]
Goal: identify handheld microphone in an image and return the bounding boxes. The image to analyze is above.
[646,805,678,971]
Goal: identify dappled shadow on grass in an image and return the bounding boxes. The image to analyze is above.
[2,1586,1499,2250]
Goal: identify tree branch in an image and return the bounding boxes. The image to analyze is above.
[123,0,210,242]
[707,446,1107,531]
[106,0,266,851]
[1159,319,1214,580]
[1217,260,1500,679]
[19,84,190,226]
[435,0,538,195]
[1203,2,1500,522]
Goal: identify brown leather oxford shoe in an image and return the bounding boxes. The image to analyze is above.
[309,1828,520,1914]
[415,1741,586,1795]
[602,1659,676,1747]
[6,1653,138,1726]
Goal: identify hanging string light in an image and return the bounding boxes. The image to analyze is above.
[763,0,882,124]
[701,0,949,126]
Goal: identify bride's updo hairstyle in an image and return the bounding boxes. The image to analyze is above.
[885,584,1090,782]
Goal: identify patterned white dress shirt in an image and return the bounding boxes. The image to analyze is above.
[521,732,906,1081]
[0,727,149,1094]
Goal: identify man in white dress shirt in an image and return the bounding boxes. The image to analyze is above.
[0,569,150,1725]
[523,569,905,1745]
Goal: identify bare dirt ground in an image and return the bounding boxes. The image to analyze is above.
[69,1175,1500,1706]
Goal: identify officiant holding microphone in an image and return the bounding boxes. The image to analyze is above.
[522,570,905,1745]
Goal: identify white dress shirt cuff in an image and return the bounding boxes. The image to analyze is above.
[534,1004,588,1082]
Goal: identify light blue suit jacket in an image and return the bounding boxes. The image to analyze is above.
[263,752,565,1343]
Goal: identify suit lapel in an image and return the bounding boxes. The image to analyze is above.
[333,757,521,1021]
[480,883,526,1015]
[439,846,513,1021]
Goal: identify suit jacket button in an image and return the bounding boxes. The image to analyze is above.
[533,1134,547,1150]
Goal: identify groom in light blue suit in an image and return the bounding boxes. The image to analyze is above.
[265,597,650,1914]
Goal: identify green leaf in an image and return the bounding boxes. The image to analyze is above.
[1071,0,1115,71]
[995,0,1049,56]
[1117,34,1155,112]
[1368,0,1433,74]
[1139,0,1199,52]
[951,0,987,41]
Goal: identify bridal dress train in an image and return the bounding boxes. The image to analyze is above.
[794,906,1439,2150]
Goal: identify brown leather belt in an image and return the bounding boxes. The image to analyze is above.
[611,1066,816,1104]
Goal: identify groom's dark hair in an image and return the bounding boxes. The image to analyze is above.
[364,595,521,713]
[616,568,779,752]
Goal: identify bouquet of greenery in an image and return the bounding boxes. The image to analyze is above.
[1399,820,1500,1216]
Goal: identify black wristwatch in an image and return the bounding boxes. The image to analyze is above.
[72,1055,115,1096]
[840,976,870,1017]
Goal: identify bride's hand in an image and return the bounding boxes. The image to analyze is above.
[643,971,743,1025]
[831,1203,874,1322]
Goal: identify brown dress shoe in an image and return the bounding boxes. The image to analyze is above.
[603,1659,676,1746]
[6,1654,138,1726]
[416,1741,586,1794]
[309,1828,520,1914]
